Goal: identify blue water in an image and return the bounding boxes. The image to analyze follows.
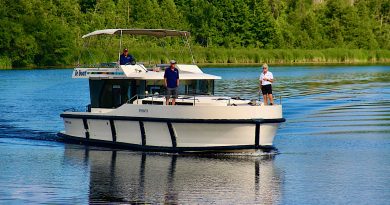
[0,66,389,204]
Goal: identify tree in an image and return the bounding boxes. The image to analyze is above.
[80,0,97,13]
[250,0,280,48]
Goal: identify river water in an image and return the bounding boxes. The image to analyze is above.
[0,66,389,204]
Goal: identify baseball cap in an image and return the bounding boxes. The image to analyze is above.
[124,48,128,52]
[170,60,177,64]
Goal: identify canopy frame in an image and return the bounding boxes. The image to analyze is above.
[79,29,194,66]
[82,29,190,39]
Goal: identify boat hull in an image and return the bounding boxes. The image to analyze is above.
[59,106,285,153]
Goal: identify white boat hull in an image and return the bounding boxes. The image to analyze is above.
[59,104,285,153]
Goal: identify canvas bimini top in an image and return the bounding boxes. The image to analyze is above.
[82,29,190,38]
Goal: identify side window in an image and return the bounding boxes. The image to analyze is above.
[146,80,164,95]
[112,85,121,107]
[90,79,131,108]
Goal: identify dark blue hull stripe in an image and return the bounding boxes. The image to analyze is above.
[167,122,177,148]
[109,119,116,142]
[255,122,260,146]
[139,121,146,146]
[61,113,286,124]
[57,132,276,153]
[82,118,89,140]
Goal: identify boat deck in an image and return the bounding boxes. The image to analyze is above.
[132,95,259,106]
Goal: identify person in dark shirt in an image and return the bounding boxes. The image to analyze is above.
[164,60,180,105]
[119,48,134,65]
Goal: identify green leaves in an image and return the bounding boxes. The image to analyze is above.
[0,0,389,67]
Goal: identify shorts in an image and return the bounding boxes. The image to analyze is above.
[261,84,272,95]
[166,87,178,99]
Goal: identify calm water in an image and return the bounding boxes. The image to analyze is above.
[0,66,389,204]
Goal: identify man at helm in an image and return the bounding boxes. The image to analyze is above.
[119,48,135,65]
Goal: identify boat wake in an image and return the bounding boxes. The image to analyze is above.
[0,122,59,142]
[148,148,279,158]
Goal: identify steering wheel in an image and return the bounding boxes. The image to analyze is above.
[125,60,136,65]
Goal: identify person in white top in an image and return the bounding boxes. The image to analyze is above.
[259,63,274,105]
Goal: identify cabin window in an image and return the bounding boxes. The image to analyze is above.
[142,80,214,97]
[180,80,213,95]
[146,80,164,95]
[136,80,146,97]
[89,79,215,108]
[89,79,134,108]
[112,85,121,107]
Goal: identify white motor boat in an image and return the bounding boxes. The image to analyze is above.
[58,29,285,153]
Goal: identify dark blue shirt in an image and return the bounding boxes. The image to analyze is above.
[164,68,179,88]
[120,54,134,65]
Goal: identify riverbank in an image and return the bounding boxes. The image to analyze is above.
[1,48,390,69]
[193,48,390,65]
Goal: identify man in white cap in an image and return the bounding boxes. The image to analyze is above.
[164,60,180,105]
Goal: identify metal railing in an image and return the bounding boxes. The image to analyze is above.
[127,94,201,106]
[66,95,283,114]
[76,62,121,68]
[126,94,284,106]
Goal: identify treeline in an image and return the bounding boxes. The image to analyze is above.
[0,0,389,68]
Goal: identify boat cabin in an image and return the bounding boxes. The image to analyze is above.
[73,64,221,109]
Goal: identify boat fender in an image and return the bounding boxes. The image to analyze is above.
[248,100,257,106]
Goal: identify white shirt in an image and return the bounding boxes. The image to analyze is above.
[259,71,273,85]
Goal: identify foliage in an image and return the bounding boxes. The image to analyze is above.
[0,0,389,68]
[0,56,12,69]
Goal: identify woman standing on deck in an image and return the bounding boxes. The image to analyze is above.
[259,63,274,105]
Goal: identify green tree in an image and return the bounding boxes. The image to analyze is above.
[80,0,97,13]
[116,0,132,27]
[250,0,279,48]
[130,0,161,28]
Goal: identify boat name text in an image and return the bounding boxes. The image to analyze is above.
[75,70,87,76]
[139,109,148,113]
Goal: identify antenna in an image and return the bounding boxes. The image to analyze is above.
[184,33,195,64]
[119,30,123,63]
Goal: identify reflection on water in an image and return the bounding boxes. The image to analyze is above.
[64,145,282,204]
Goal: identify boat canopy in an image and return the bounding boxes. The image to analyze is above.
[82,29,190,39]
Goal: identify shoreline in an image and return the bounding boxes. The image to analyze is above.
[2,48,389,69]
[2,61,390,70]
[199,61,390,68]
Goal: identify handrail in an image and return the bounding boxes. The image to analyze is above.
[76,62,120,68]
[271,95,282,105]
[128,94,199,105]
[127,94,283,106]
[128,94,139,104]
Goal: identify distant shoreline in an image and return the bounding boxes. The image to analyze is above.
[199,61,390,68]
[2,61,390,70]
[2,48,390,69]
